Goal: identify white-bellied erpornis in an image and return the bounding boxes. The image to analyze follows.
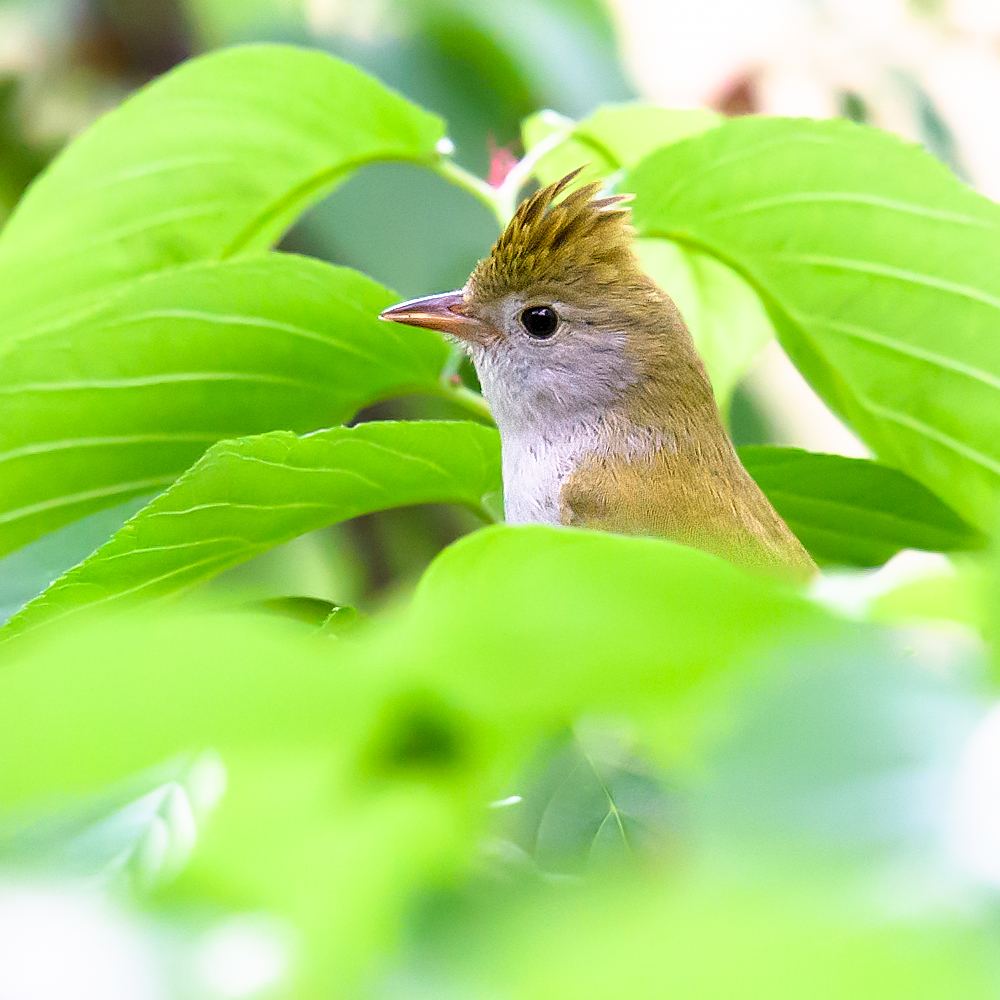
[380,170,816,580]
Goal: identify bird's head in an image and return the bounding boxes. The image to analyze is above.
[380,170,711,435]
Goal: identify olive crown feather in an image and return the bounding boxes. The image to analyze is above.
[468,168,639,302]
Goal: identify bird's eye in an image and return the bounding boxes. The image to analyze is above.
[520,305,559,339]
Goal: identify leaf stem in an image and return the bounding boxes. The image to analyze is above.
[492,125,575,223]
[435,377,494,425]
[433,158,506,226]
[433,122,577,226]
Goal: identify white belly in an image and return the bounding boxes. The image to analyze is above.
[499,421,678,525]
[501,429,599,525]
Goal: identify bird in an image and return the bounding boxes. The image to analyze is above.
[379,169,816,580]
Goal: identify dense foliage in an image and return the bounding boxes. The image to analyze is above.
[0,43,998,998]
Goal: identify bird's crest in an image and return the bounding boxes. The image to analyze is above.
[468,169,639,302]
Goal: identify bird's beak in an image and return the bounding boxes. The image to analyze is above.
[379,290,489,345]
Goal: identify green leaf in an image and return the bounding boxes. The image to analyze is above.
[250,596,354,629]
[1,420,500,643]
[0,497,151,625]
[629,116,1000,533]
[0,253,449,556]
[320,603,361,635]
[0,753,221,888]
[511,732,673,875]
[178,749,471,996]
[0,44,445,330]
[522,103,720,189]
[870,566,985,628]
[636,237,773,410]
[243,597,361,634]
[0,609,478,997]
[488,876,999,1000]
[392,526,837,767]
[0,613,365,804]
[0,526,840,993]
[739,446,987,567]
[1,525,825,794]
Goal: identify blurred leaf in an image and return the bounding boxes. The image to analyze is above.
[636,237,774,411]
[0,752,222,889]
[870,566,986,627]
[522,103,719,189]
[320,602,361,634]
[0,525,844,993]
[0,44,445,329]
[0,610,479,997]
[0,527,833,800]
[253,595,347,627]
[0,77,48,220]
[206,523,365,605]
[740,446,987,567]
[0,254,448,556]
[697,629,982,854]
[484,877,999,1000]
[419,0,633,127]
[629,117,1000,533]
[490,0,624,45]
[174,750,473,996]
[2,421,500,643]
[511,732,674,876]
[0,614,361,804]
[243,595,362,633]
[183,0,304,47]
[387,525,838,767]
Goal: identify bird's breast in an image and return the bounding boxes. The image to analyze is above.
[500,429,594,525]
[499,422,675,526]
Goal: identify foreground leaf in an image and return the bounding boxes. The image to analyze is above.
[0,44,444,331]
[0,253,449,556]
[1,421,500,643]
[251,596,358,630]
[0,528,837,951]
[0,754,220,888]
[492,877,999,1000]
[630,116,1000,532]
[0,526,842,993]
[384,526,837,763]
[740,446,987,567]
[0,526,834,803]
[0,610,478,997]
